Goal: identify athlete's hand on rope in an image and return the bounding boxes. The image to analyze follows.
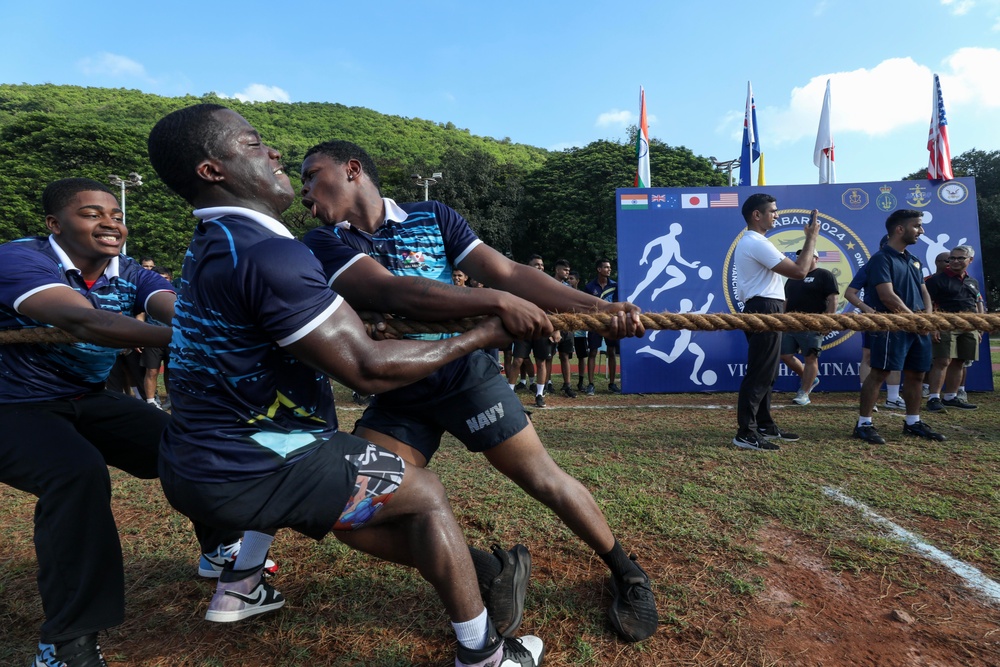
[599,302,645,340]
[469,315,514,350]
[494,292,552,340]
[360,311,399,341]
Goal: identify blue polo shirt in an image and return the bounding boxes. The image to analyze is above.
[0,236,174,402]
[583,277,617,303]
[161,207,344,483]
[302,198,483,405]
[865,245,925,312]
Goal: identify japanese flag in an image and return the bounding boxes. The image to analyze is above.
[681,193,708,209]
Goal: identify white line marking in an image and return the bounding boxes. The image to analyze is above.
[823,486,1000,604]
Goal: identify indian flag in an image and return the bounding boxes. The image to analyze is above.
[620,193,649,210]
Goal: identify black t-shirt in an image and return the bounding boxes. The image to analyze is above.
[925,270,980,312]
[784,268,839,314]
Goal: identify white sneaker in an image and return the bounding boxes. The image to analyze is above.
[883,398,906,410]
[199,540,278,578]
[921,385,930,398]
[455,622,544,667]
[792,390,811,406]
[957,389,968,402]
[205,564,285,623]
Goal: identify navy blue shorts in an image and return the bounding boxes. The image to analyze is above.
[868,331,932,372]
[355,353,530,463]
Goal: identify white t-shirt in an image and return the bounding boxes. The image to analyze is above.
[734,229,786,302]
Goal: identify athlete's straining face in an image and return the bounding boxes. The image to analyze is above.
[46,190,126,269]
[300,152,361,225]
[212,109,294,217]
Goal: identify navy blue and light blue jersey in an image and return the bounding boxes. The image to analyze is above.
[865,245,925,312]
[0,236,174,402]
[302,198,482,404]
[583,277,618,303]
[162,207,344,483]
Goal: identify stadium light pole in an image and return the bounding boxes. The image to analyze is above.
[411,172,443,201]
[709,157,740,187]
[108,172,143,255]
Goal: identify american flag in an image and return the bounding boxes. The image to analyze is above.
[817,251,840,262]
[927,73,953,181]
[709,193,739,208]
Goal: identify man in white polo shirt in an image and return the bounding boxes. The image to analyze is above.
[733,194,819,451]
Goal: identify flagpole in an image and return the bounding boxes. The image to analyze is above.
[635,86,651,188]
[813,79,835,184]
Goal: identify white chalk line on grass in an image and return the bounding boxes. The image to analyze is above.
[340,401,865,413]
[823,486,1000,605]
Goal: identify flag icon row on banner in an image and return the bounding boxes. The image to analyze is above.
[620,192,739,210]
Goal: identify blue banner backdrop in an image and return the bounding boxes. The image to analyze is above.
[615,179,992,394]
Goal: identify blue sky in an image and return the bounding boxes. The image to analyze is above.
[3,0,999,187]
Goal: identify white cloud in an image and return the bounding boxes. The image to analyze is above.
[77,52,148,78]
[756,47,1000,146]
[231,84,291,103]
[941,0,975,15]
[596,109,633,127]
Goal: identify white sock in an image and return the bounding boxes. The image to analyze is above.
[929,393,940,400]
[886,384,900,402]
[536,385,545,397]
[958,385,966,392]
[452,608,489,650]
[943,392,957,401]
[858,416,873,427]
[146,398,156,404]
[509,383,516,391]
[233,532,274,570]
[905,415,920,425]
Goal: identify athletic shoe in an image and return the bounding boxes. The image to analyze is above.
[514,381,526,393]
[585,383,595,396]
[608,383,621,393]
[902,421,947,441]
[544,381,554,395]
[792,390,811,406]
[35,634,107,667]
[577,379,585,392]
[922,384,930,398]
[810,377,820,391]
[455,618,544,667]
[561,384,578,398]
[534,394,546,408]
[757,425,800,442]
[957,388,969,402]
[476,544,531,637]
[942,396,977,410]
[205,564,285,623]
[528,382,537,394]
[852,423,885,444]
[732,431,779,451]
[926,397,947,413]
[883,398,907,410]
[199,540,278,578]
[608,555,658,642]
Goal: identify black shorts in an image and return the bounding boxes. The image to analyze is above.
[158,432,404,541]
[355,353,530,464]
[573,336,589,359]
[512,337,553,361]
[556,333,574,356]
[587,331,618,352]
[140,346,168,370]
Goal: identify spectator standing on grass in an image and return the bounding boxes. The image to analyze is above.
[299,138,658,643]
[552,258,578,398]
[583,258,621,395]
[924,244,983,412]
[853,209,945,444]
[781,248,838,406]
[567,270,590,392]
[732,194,819,451]
[148,105,545,666]
[139,265,174,410]
[0,178,249,667]
[508,254,554,408]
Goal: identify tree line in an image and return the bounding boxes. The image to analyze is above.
[1,84,997,304]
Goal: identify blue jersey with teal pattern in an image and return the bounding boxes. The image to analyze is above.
[162,207,344,483]
[302,198,484,405]
[0,237,174,402]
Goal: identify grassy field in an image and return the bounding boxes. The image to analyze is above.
[2,374,999,666]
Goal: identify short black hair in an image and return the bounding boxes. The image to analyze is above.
[42,178,115,216]
[741,193,776,223]
[152,266,172,277]
[885,209,922,235]
[568,270,581,279]
[554,258,570,269]
[304,140,382,192]
[528,254,543,262]
[595,258,611,268]
[148,103,232,204]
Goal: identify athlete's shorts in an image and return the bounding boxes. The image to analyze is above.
[158,431,404,541]
[932,330,979,361]
[556,332,574,356]
[587,331,619,352]
[140,346,168,370]
[868,331,932,373]
[780,331,823,357]
[574,336,589,360]
[512,337,553,361]
[861,332,871,350]
[355,353,530,464]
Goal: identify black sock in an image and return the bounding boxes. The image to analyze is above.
[599,540,638,579]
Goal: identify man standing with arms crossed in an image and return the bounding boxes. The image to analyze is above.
[733,194,819,451]
[853,210,945,444]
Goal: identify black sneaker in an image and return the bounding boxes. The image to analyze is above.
[608,382,621,393]
[455,618,544,667]
[577,379,585,392]
[561,384,578,398]
[852,423,885,444]
[534,394,546,408]
[732,431,779,451]
[528,382,537,393]
[903,420,947,441]
[36,634,108,667]
[544,381,554,395]
[926,397,947,412]
[757,425,800,442]
[475,544,532,637]
[942,396,977,410]
[514,380,526,393]
[608,555,658,642]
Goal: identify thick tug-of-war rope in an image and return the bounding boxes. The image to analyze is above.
[3,309,998,345]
